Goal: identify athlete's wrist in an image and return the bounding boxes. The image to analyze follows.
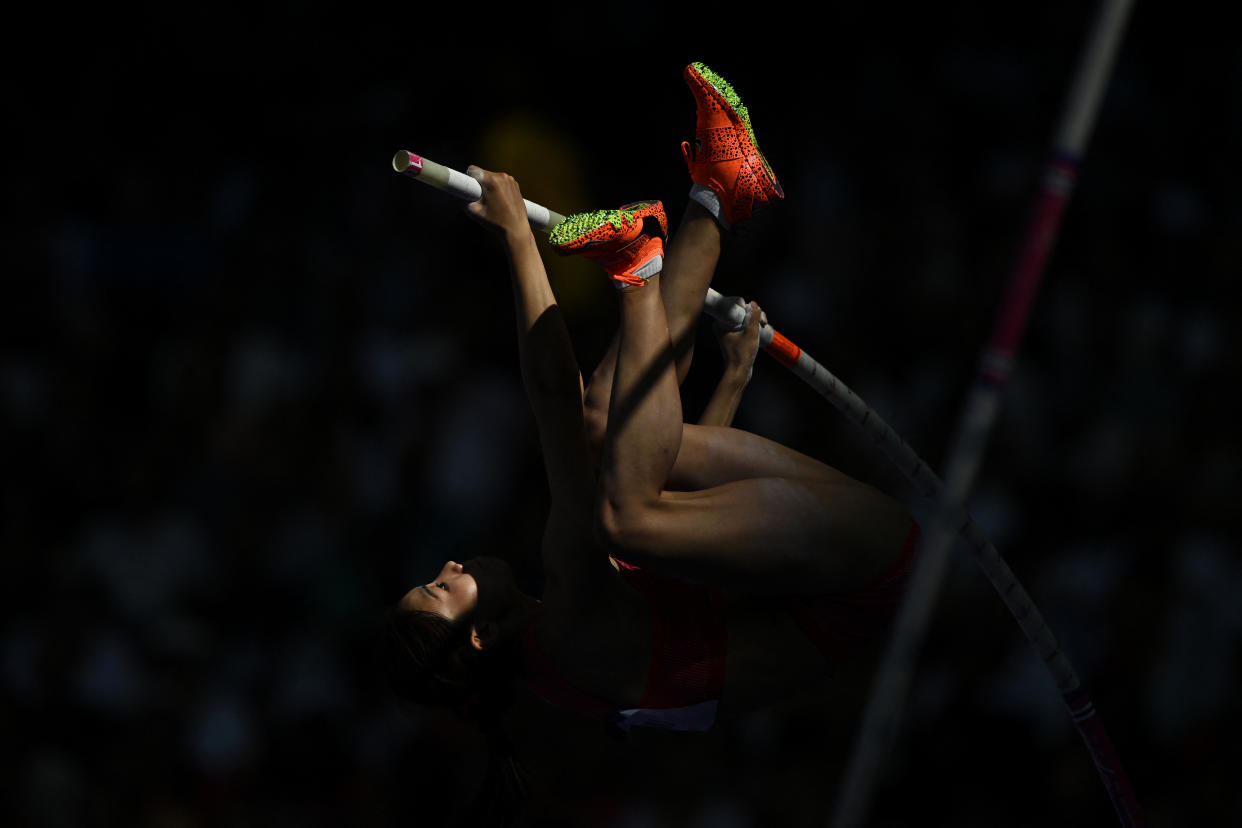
[721,365,752,387]
[503,225,538,254]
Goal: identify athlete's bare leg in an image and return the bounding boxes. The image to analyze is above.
[582,202,720,460]
[596,272,911,593]
[578,196,856,492]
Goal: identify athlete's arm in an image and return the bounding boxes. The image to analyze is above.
[465,168,614,593]
[465,168,582,415]
[698,300,762,428]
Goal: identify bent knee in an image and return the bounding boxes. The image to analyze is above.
[594,496,636,554]
[594,495,660,561]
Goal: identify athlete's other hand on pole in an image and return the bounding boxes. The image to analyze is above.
[714,299,765,385]
[465,166,532,244]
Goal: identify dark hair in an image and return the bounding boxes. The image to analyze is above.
[383,605,477,708]
[383,604,529,826]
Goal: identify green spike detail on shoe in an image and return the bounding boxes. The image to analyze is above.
[690,61,778,183]
[548,208,638,246]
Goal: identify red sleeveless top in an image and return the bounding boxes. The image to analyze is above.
[521,521,920,730]
[520,561,728,731]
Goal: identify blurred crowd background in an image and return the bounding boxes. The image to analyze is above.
[4,3,1238,826]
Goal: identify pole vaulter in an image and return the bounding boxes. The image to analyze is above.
[391,15,1143,815]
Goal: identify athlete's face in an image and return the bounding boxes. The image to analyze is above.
[398,556,517,624]
[399,560,477,622]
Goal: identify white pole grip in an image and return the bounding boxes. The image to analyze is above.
[393,150,565,231]
[701,289,775,346]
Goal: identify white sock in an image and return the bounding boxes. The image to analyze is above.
[688,183,730,231]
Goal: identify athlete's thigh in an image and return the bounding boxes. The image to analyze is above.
[631,476,909,593]
[668,424,854,491]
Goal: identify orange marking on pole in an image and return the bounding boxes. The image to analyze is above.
[766,331,801,366]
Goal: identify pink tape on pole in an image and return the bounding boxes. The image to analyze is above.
[395,151,424,177]
[1064,689,1148,827]
[765,331,802,366]
[982,156,1079,384]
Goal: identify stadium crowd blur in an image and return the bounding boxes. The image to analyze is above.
[5,4,1238,826]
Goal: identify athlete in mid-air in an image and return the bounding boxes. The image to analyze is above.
[386,60,916,765]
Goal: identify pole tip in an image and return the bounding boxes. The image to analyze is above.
[392,150,423,175]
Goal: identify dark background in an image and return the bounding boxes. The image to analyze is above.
[4,3,1238,825]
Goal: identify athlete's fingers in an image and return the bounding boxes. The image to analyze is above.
[463,167,529,238]
[744,301,762,335]
[712,295,748,334]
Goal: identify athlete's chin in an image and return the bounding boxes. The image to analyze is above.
[462,556,517,598]
[461,557,518,622]
[462,556,511,579]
